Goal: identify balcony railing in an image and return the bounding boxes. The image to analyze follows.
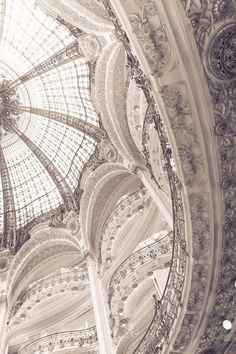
[133,237,186,353]
[18,327,98,354]
[11,267,89,321]
[99,187,148,266]
[108,231,173,307]
[132,118,186,354]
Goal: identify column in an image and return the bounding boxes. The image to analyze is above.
[87,256,115,354]
[0,296,8,354]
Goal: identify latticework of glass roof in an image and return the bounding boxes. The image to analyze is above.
[0,0,99,249]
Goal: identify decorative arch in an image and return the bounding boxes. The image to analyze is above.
[94,41,145,165]
[7,224,81,307]
[79,163,142,256]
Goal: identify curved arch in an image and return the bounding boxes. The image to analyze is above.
[79,163,142,255]
[7,224,81,307]
[94,41,145,164]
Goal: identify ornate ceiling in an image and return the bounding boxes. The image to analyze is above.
[0,0,99,251]
[0,0,234,353]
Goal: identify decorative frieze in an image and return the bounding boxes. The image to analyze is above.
[11,244,78,297]
[8,227,79,298]
[127,0,171,76]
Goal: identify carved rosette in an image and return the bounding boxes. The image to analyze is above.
[78,34,101,61]
[64,211,80,235]
[206,22,236,81]
[98,139,118,163]
[0,249,11,273]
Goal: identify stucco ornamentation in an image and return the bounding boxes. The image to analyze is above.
[0,249,11,273]
[128,0,171,76]
[183,0,235,49]
[181,1,236,352]
[11,244,79,298]
[207,22,236,81]
[160,84,206,187]
[98,139,118,163]
[19,327,98,354]
[78,34,102,61]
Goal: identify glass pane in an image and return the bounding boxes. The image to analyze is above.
[0,0,98,232]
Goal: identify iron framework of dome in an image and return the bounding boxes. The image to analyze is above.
[0,0,100,252]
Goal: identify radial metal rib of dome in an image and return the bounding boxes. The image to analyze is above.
[0,0,100,251]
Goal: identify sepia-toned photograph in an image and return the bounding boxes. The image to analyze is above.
[0,0,235,353]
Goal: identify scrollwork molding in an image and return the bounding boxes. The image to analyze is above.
[160,84,206,187]
[126,0,172,76]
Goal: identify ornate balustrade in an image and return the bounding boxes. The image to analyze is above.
[142,106,170,196]
[132,109,186,353]
[10,267,89,323]
[108,232,173,338]
[99,187,150,266]
[130,89,186,353]
[108,231,173,308]
[18,327,98,353]
[133,237,186,353]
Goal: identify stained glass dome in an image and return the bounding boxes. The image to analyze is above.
[0,0,100,250]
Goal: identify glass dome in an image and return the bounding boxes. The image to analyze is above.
[0,0,99,250]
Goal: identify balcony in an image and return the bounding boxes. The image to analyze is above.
[108,232,173,338]
[10,267,89,325]
[18,327,98,353]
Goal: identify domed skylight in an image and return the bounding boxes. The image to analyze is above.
[0,0,100,251]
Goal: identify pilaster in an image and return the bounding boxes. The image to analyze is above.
[87,255,115,354]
